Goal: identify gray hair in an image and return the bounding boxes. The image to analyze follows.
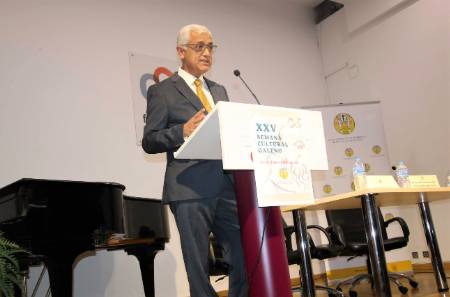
[177,24,212,47]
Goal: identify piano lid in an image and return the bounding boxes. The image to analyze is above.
[0,178,126,236]
[0,178,126,195]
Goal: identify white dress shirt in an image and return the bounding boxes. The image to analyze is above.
[177,67,215,109]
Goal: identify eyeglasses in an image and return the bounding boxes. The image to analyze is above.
[183,43,218,53]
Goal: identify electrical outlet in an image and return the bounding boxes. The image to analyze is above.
[423,251,430,258]
[412,251,419,259]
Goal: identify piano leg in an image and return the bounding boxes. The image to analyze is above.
[44,249,82,297]
[125,245,159,297]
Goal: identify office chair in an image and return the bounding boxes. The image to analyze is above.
[325,208,418,297]
[283,220,345,297]
[208,233,229,277]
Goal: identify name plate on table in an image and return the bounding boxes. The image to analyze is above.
[365,175,399,189]
[409,175,440,188]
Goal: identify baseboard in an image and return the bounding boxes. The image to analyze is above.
[326,260,413,280]
[412,261,450,272]
[325,260,450,280]
[216,273,327,297]
[289,273,327,288]
[216,260,450,296]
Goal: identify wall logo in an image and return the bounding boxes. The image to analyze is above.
[141,66,173,124]
[334,113,355,135]
[129,52,178,146]
[153,66,173,83]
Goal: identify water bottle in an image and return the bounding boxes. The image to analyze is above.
[395,161,410,188]
[352,157,366,190]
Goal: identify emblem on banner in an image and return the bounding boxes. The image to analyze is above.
[334,166,343,176]
[334,113,355,135]
[279,168,289,179]
[344,147,354,157]
[372,145,382,155]
[323,184,332,194]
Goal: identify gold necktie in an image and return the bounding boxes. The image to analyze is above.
[194,79,212,113]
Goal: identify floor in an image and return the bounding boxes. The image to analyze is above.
[292,272,450,297]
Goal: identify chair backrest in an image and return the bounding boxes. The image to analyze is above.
[282,217,344,263]
[325,208,388,244]
[208,234,229,276]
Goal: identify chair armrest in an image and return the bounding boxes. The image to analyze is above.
[307,225,333,244]
[283,224,296,251]
[385,217,410,238]
[326,224,346,247]
[283,225,296,238]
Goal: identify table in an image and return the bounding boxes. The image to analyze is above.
[282,187,450,297]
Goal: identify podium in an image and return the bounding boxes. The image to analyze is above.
[175,101,327,297]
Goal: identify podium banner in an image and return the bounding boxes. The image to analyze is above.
[252,113,315,207]
[309,102,391,197]
[128,52,177,145]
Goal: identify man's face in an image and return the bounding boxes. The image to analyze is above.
[177,31,213,77]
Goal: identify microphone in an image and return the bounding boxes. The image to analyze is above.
[233,69,261,105]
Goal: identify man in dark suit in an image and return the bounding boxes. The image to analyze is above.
[142,24,248,297]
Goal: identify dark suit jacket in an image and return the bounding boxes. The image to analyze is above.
[142,73,232,203]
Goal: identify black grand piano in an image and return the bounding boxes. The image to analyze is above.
[0,178,170,297]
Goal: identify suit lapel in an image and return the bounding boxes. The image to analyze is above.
[205,78,223,104]
[171,73,203,111]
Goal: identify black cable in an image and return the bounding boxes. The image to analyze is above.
[247,207,272,292]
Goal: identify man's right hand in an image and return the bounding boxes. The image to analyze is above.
[183,109,206,138]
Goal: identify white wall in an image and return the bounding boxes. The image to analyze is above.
[317,0,450,265]
[0,1,327,296]
[341,0,416,33]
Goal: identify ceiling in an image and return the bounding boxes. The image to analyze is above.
[242,0,325,8]
[291,0,324,7]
